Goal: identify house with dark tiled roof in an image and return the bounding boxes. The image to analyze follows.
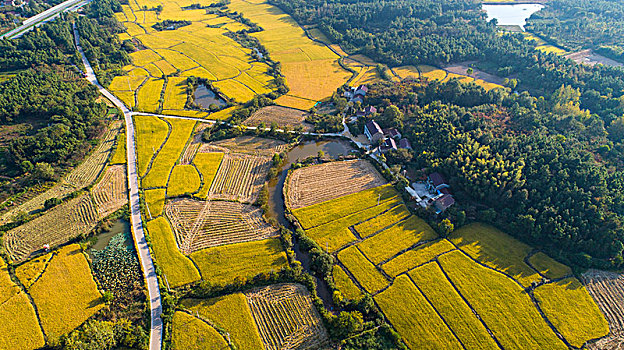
[364,120,384,143]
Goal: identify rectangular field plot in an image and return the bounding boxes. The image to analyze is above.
[353,203,411,238]
[23,244,104,342]
[286,159,386,209]
[449,222,542,287]
[163,76,188,110]
[181,293,265,350]
[171,311,229,349]
[382,239,456,277]
[206,136,287,156]
[208,153,271,203]
[134,115,169,177]
[146,217,201,288]
[528,252,572,280]
[534,278,608,348]
[244,283,329,350]
[190,238,288,286]
[375,274,463,349]
[332,265,362,300]
[136,77,165,113]
[438,250,567,350]
[130,49,161,66]
[292,184,398,229]
[337,246,387,294]
[193,152,224,197]
[409,262,500,350]
[91,165,128,218]
[165,198,278,254]
[357,215,438,265]
[0,257,45,349]
[167,165,201,197]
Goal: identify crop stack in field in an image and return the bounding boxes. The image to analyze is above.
[582,270,624,349]
[0,121,121,225]
[244,283,329,350]
[180,123,208,165]
[165,198,278,254]
[4,195,98,262]
[287,160,386,209]
[91,165,128,217]
[208,153,270,203]
[203,136,288,156]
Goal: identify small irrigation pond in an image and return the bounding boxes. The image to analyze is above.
[266,139,354,310]
[194,84,227,108]
[86,219,132,258]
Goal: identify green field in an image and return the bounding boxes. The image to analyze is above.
[375,274,463,349]
[353,204,410,238]
[332,265,362,300]
[382,239,456,277]
[337,246,387,294]
[449,223,541,287]
[410,262,499,349]
[24,244,104,342]
[438,250,567,350]
[134,116,169,177]
[292,184,398,229]
[168,165,201,197]
[146,217,201,287]
[357,215,438,265]
[171,311,229,350]
[190,238,288,286]
[534,278,609,347]
[181,294,265,350]
[142,119,196,188]
[529,252,572,280]
[194,152,224,198]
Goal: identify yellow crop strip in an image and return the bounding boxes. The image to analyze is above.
[353,204,411,238]
[382,239,456,277]
[332,265,362,300]
[25,244,104,342]
[133,115,169,177]
[528,252,572,279]
[146,217,201,287]
[163,76,188,110]
[439,250,567,350]
[534,278,609,347]
[410,262,500,349]
[449,222,542,287]
[337,246,387,294]
[171,311,229,349]
[189,238,288,286]
[375,274,463,349]
[181,293,265,350]
[130,49,161,66]
[14,253,52,289]
[194,152,224,198]
[137,77,165,113]
[358,215,438,265]
[168,165,201,197]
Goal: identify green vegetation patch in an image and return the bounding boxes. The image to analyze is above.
[449,222,541,287]
[190,238,288,286]
[529,252,572,280]
[409,262,499,350]
[142,119,196,188]
[353,204,410,238]
[375,274,462,349]
[171,311,229,350]
[337,246,387,294]
[438,250,567,350]
[25,244,104,342]
[145,188,167,218]
[146,217,201,288]
[382,239,455,277]
[332,265,362,300]
[292,184,398,229]
[358,215,438,265]
[181,293,264,350]
[194,152,224,198]
[534,278,609,348]
[134,116,169,177]
[0,257,45,349]
[168,165,201,197]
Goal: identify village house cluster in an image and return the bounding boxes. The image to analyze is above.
[406,172,455,213]
[364,120,412,153]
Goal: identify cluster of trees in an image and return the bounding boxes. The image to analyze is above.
[366,79,624,269]
[152,19,191,31]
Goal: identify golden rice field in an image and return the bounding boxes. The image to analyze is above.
[337,246,388,294]
[145,188,166,218]
[133,115,169,177]
[193,152,224,197]
[332,265,363,301]
[171,311,229,350]
[167,165,201,197]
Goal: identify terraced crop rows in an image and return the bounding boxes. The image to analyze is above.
[166,198,277,254]
[287,160,386,209]
[582,270,624,348]
[244,283,329,350]
[205,136,288,156]
[208,153,270,203]
[91,165,128,217]
[180,123,208,165]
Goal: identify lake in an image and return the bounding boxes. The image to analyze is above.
[482,3,544,29]
[194,84,226,108]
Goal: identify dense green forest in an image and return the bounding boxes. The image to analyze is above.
[365,79,624,268]
[526,0,624,61]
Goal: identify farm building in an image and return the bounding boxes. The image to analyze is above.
[379,138,397,153]
[433,194,455,213]
[364,120,384,142]
[344,84,369,104]
[409,172,455,213]
[384,128,401,139]
[355,105,377,118]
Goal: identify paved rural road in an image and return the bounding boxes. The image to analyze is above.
[73,26,163,350]
[1,0,90,39]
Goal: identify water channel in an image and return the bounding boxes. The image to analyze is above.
[482,3,544,29]
[193,84,227,108]
[266,139,353,309]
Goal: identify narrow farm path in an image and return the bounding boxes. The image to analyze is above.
[73,24,163,350]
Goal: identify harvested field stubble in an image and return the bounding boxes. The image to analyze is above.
[286,160,386,209]
[581,270,624,349]
[208,153,270,203]
[244,283,329,350]
[244,105,313,131]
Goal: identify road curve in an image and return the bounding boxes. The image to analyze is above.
[73,25,163,350]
